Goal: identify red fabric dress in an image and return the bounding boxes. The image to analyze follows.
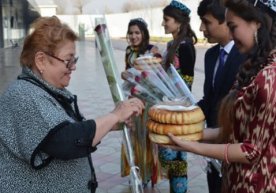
[222,50,276,193]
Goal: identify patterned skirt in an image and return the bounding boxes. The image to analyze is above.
[159,147,188,193]
[121,103,161,185]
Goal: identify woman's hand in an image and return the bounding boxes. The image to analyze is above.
[164,133,251,164]
[121,70,133,80]
[161,133,198,152]
[93,98,143,145]
[111,97,144,123]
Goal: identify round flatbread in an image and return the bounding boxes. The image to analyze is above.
[147,119,204,135]
[148,105,205,124]
[133,57,162,70]
[149,132,203,144]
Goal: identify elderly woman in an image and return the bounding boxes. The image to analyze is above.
[120,18,162,187]
[0,16,144,193]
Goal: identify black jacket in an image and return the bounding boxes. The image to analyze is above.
[197,44,245,127]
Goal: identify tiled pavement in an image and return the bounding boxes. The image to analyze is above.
[0,39,211,193]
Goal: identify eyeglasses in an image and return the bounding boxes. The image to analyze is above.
[44,52,79,69]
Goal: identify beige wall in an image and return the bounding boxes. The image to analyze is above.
[56,10,203,40]
[37,2,204,39]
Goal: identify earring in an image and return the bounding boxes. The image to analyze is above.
[40,70,43,74]
[177,25,180,33]
[254,31,258,45]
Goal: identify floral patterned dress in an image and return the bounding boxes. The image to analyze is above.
[171,40,195,88]
[221,50,276,193]
[121,44,160,185]
[125,45,155,69]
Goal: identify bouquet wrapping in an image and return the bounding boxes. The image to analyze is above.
[94,17,143,193]
[166,64,196,105]
[123,55,196,106]
[122,55,199,185]
[135,57,181,97]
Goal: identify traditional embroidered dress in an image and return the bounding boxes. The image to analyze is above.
[121,44,160,186]
[125,45,156,69]
[159,40,196,193]
[167,40,195,88]
[221,50,276,193]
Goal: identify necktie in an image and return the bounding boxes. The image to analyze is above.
[214,49,226,89]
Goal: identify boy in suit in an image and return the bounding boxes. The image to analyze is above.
[196,0,245,193]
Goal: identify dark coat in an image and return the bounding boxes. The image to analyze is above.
[197,44,245,127]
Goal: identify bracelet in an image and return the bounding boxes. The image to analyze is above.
[224,143,230,164]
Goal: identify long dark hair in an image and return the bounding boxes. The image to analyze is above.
[126,19,150,55]
[217,0,274,143]
[163,5,198,70]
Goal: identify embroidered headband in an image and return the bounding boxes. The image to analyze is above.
[129,18,148,27]
[169,0,191,15]
[249,0,276,16]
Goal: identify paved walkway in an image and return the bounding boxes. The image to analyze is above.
[0,39,211,193]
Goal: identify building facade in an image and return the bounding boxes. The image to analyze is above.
[0,0,40,48]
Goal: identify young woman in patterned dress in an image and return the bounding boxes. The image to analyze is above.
[121,18,161,79]
[120,18,161,187]
[158,1,197,193]
[165,0,276,193]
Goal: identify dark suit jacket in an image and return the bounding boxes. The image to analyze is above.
[197,44,245,127]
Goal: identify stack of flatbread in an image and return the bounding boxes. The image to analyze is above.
[147,104,205,144]
[133,56,162,70]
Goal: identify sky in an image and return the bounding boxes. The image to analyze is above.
[30,0,192,15]
[52,0,169,14]
[83,0,168,14]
